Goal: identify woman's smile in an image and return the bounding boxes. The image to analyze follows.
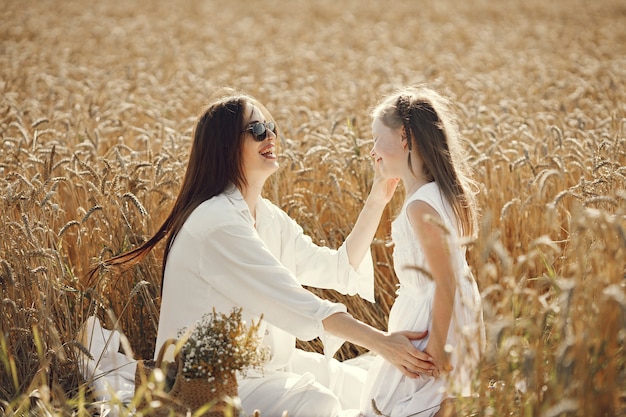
[259,142,276,159]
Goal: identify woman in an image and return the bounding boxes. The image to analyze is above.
[92,90,435,416]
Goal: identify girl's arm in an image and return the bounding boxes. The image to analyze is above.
[345,162,400,269]
[407,200,456,375]
[322,312,435,378]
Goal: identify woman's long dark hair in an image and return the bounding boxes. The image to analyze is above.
[88,92,270,288]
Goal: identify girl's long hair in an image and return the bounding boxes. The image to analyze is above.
[372,86,479,238]
[88,91,273,288]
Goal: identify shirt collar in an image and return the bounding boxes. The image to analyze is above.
[224,183,250,214]
[223,183,276,226]
[256,194,275,221]
[224,183,274,224]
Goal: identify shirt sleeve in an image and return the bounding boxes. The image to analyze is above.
[274,206,375,302]
[196,217,347,342]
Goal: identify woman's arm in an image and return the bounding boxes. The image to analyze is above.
[322,312,435,378]
[275,162,397,297]
[197,218,348,342]
[407,200,456,375]
[345,163,400,269]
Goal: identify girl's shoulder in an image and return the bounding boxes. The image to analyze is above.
[406,182,455,227]
[406,181,442,206]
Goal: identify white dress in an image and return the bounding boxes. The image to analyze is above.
[360,182,485,417]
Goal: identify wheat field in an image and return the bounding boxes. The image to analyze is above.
[1,0,625,415]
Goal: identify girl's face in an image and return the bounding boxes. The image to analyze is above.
[370,117,407,179]
[241,104,279,183]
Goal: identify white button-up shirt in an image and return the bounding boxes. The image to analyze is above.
[155,185,374,372]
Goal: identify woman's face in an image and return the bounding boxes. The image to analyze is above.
[241,104,279,183]
[370,117,407,179]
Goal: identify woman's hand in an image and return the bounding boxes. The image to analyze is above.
[368,159,400,206]
[344,161,399,269]
[322,313,437,378]
[376,330,436,378]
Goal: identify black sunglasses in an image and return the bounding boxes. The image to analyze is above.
[243,121,276,142]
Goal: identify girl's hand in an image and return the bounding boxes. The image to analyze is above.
[377,330,436,378]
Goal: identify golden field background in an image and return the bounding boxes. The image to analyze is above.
[1,0,625,415]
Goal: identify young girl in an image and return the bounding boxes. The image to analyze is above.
[360,86,486,417]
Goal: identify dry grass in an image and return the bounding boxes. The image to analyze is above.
[1,0,625,415]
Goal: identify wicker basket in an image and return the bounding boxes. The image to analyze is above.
[134,338,239,417]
